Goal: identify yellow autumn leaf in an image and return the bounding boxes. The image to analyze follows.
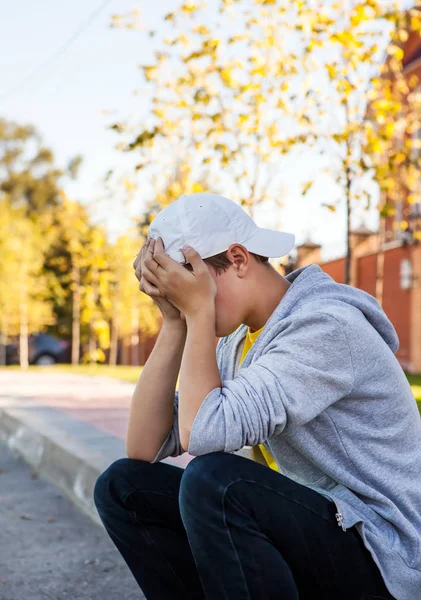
[251,67,266,77]
[193,25,210,35]
[387,45,404,61]
[326,64,337,80]
[302,181,313,195]
[123,179,135,191]
[181,3,198,12]
[141,65,157,81]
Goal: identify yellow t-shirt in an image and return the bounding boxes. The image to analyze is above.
[239,326,279,473]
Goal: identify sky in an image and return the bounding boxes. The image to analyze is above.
[0,0,381,261]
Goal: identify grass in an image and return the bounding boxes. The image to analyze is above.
[0,364,142,383]
[404,373,421,416]
[1,365,421,413]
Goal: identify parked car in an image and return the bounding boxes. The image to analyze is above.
[5,333,71,366]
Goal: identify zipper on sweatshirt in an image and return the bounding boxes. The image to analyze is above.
[317,489,348,532]
[335,511,347,531]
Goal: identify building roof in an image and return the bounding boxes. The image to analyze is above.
[351,225,377,236]
[296,240,322,249]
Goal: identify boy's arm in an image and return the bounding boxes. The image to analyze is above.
[178,306,221,450]
[126,239,187,462]
[126,320,186,462]
[185,311,355,456]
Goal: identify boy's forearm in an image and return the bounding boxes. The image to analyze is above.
[126,321,186,461]
[179,306,222,449]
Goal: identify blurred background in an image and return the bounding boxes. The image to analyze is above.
[1,0,421,386]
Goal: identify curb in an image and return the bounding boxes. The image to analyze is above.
[0,397,127,528]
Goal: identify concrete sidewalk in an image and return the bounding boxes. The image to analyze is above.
[0,440,142,600]
[0,371,192,527]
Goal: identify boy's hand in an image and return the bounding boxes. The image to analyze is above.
[143,237,217,318]
[133,240,186,326]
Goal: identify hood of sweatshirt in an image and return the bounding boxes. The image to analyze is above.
[265,263,399,354]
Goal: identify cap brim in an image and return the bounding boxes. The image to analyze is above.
[243,228,295,258]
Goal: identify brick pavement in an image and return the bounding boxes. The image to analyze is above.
[0,370,192,468]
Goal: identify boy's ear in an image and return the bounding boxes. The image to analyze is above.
[226,244,249,276]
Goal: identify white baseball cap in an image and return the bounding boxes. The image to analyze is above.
[147,192,295,263]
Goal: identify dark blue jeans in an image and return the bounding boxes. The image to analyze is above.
[93,451,394,600]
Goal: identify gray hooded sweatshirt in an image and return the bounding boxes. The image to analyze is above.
[152,263,421,600]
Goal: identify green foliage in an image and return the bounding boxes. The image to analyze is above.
[0,118,159,366]
[43,196,158,363]
[0,198,54,339]
[0,118,64,215]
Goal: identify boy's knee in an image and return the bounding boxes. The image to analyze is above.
[93,457,132,512]
[179,453,228,509]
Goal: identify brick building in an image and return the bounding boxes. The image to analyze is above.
[289,230,421,373]
[286,28,421,374]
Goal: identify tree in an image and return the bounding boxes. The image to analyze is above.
[290,1,421,286]
[109,0,317,218]
[0,117,86,365]
[0,198,54,368]
[365,10,421,304]
[80,224,112,364]
[107,232,160,366]
[0,116,162,367]
[44,196,92,364]
[109,0,421,290]
[0,117,81,216]
[136,160,211,236]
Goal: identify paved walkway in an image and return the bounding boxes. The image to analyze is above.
[0,370,192,468]
[0,440,143,600]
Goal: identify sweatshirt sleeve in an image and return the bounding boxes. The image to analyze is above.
[150,390,185,463]
[187,311,355,456]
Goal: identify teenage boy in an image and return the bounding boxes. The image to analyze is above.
[94,193,421,600]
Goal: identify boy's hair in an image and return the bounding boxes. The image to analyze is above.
[203,250,269,274]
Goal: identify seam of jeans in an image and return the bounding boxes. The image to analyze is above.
[136,518,192,597]
[122,489,180,504]
[125,489,192,597]
[222,480,253,600]
[219,477,345,598]
[225,477,336,524]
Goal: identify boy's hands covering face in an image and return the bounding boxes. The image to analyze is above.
[133,240,185,324]
[142,238,217,318]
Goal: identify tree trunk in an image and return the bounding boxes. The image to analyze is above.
[19,264,29,370]
[375,200,386,307]
[71,264,81,365]
[345,167,352,286]
[109,311,119,367]
[88,266,98,363]
[131,306,140,366]
[88,330,96,362]
[0,319,8,366]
